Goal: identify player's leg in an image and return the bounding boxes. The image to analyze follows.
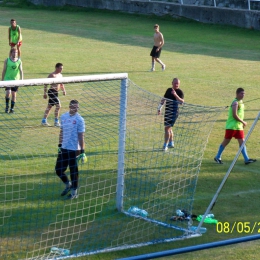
[168,114,178,148]
[67,150,79,199]
[17,43,21,58]
[42,103,53,126]
[214,136,231,164]
[154,48,165,71]
[54,100,61,127]
[5,88,11,113]
[55,149,71,196]
[9,88,18,113]
[150,47,156,71]
[163,126,172,151]
[237,138,256,165]
[168,128,174,148]
[150,57,155,72]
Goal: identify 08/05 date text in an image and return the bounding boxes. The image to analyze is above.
[216,222,260,234]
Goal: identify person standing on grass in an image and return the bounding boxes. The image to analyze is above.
[214,88,256,165]
[1,48,23,113]
[9,19,22,58]
[150,24,166,72]
[41,63,66,127]
[158,78,184,151]
[55,100,86,200]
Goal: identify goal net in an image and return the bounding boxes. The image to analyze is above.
[0,73,224,259]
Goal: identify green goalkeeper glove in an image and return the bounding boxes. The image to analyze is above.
[58,144,62,154]
[77,150,87,164]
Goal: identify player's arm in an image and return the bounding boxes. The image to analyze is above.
[157,98,166,115]
[8,27,11,45]
[159,33,164,48]
[232,101,247,127]
[157,33,164,51]
[172,90,184,104]
[43,85,48,99]
[174,94,184,104]
[60,84,66,95]
[1,59,7,81]
[59,128,63,146]
[43,73,53,98]
[18,26,21,42]
[19,61,23,80]
[78,132,85,152]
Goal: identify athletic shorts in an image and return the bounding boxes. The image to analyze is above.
[10,42,22,47]
[48,89,60,106]
[225,129,244,139]
[164,111,178,127]
[150,46,161,58]
[5,86,19,92]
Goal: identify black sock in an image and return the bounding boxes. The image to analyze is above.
[5,98,10,109]
[11,101,15,110]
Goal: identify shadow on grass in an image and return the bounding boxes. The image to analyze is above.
[0,6,260,61]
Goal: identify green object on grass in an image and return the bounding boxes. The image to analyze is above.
[196,215,218,224]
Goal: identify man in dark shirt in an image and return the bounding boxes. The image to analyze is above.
[158,78,184,151]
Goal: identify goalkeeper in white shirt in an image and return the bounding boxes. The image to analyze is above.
[55,100,86,199]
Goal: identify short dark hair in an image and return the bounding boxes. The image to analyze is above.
[70,100,79,106]
[10,48,17,54]
[236,88,244,94]
[55,63,63,68]
[10,19,16,22]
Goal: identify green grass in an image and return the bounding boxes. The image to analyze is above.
[0,5,260,260]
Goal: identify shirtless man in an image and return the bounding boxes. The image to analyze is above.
[41,63,66,127]
[150,24,166,72]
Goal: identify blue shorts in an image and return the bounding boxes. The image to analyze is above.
[164,112,178,127]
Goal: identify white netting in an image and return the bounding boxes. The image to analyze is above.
[0,74,224,259]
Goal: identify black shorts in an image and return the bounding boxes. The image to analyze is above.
[150,46,162,58]
[164,111,178,127]
[5,86,19,92]
[48,89,60,106]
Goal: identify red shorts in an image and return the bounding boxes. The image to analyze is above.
[225,129,244,139]
[10,42,22,47]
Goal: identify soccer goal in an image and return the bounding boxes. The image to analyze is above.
[0,73,224,259]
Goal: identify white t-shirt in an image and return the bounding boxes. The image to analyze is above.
[60,112,85,151]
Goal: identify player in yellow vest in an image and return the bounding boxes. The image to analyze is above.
[214,88,256,165]
[9,19,22,58]
[1,48,23,113]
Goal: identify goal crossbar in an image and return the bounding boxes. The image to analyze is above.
[0,73,128,88]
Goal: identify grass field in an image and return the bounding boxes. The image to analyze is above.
[0,4,260,260]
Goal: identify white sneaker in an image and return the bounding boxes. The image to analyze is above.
[41,122,50,126]
[54,121,60,127]
[168,143,174,148]
[162,64,166,71]
[150,68,155,72]
[162,145,168,151]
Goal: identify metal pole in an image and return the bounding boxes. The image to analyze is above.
[248,0,251,10]
[117,234,260,260]
[116,78,128,212]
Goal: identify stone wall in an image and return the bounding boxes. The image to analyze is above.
[28,0,260,30]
